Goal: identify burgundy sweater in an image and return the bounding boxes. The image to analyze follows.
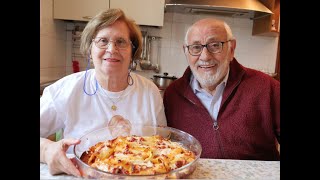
[163,58,280,160]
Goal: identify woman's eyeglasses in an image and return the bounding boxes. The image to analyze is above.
[92,37,134,50]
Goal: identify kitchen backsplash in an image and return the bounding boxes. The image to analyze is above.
[40,0,279,82]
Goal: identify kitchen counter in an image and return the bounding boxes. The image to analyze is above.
[40,158,280,179]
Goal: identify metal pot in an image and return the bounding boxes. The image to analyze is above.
[152,72,177,90]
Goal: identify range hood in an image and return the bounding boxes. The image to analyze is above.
[165,0,273,19]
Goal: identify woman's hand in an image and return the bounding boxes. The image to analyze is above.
[40,138,81,177]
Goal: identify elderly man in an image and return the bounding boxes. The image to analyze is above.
[163,18,280,160]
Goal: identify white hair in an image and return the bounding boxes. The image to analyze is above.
[184,20,235,44]
[223,22,235,41]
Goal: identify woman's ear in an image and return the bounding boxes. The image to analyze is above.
[132,46,137,58]
[129,59,137,70]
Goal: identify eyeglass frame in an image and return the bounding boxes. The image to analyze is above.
[92,37,135,50]
[185,40,232,56]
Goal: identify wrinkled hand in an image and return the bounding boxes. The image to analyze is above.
[42,138,81,177]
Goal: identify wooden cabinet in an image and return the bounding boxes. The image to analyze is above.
[53,0,109,22]
[53,0,165,26]
[110,0,165,26]
[252,0,280,36]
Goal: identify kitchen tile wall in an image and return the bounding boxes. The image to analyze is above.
[40,0,279,82]
[135,12,279,79]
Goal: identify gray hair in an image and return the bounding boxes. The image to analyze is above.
[80,8,142,60]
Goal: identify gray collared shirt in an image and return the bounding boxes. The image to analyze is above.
[190,69,229,121]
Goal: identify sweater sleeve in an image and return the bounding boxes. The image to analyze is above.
[272,80,280,144]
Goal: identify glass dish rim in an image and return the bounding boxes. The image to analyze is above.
[73,125,202,177]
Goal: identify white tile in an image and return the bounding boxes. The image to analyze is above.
[139,26,149,32]
[171,22,190,48]
[54,21,67,40]
[134,70,155,80]
[157,47,187,78]
[66,22,75,31]
[157,38,170,48]
[233,27,252,39]
[232,17,252,29]
[148,22,172,39]
[66,30,73,41]
[164,12,173,23]
[172,12,194,23]
[66,41,72,67]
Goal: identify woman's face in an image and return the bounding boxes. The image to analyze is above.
[91,20,132,77]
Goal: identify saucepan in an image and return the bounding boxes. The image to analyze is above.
[152,72,177,90]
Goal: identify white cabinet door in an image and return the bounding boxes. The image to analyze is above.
[54,0,109,22]
[110,0,164,26]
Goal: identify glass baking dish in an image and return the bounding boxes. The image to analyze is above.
[73,125,202,179]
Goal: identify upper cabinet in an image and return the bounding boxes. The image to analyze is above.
[53,0,109,22]
[252,0,280,36]
[110,0,165,26]
[53,0,165,26]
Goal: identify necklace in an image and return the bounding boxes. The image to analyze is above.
[105,89,126,111]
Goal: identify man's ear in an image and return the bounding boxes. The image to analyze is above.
[229,40,236,61]
[182,45,186,53]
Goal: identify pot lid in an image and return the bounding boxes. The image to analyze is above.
[153,72,177,79]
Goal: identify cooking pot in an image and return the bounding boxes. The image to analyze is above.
[152,72,177,90]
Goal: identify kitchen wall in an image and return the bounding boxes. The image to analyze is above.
[136,12,279,79]
[40,0,279,81]
[40,0,67,83]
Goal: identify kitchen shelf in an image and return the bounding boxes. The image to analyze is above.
[252,0,280,37]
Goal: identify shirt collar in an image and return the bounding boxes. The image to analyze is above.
[190,67,230,94]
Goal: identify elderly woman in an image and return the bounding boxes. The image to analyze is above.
[40,8,167,177]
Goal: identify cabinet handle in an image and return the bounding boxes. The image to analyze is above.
[82,16,92,20]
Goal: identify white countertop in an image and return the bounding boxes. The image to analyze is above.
[40,158,280,179]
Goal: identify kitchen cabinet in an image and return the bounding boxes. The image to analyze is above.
[53,0,109,22]
[110,0,165,26]
[252,0,280,36]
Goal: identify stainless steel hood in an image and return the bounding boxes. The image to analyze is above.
[165,0,273,19]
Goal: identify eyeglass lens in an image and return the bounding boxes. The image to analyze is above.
[94,37,131,49]
[188,42,223,55]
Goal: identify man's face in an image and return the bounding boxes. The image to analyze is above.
[184,20,235,89]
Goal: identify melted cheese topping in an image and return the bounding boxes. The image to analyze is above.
[83,135,196,175]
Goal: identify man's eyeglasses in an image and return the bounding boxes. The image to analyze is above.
[92,37,134,50]
[185,40,231,56]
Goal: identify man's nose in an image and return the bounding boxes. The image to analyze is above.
[199,46,211,61]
